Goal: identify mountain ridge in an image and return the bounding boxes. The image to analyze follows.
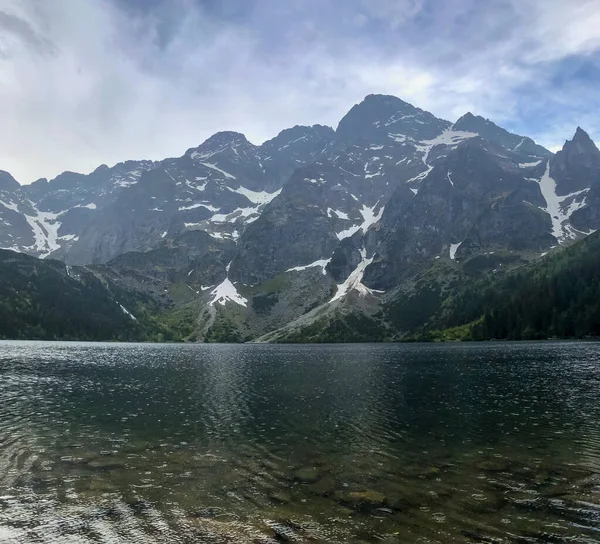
[1,94,599,342]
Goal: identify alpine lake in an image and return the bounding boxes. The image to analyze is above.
[0,341,599,543]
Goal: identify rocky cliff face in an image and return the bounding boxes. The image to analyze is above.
[1,94,598,341]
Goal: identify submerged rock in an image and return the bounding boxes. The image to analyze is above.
[308,476,336,497]
[476,459,511,473]
[335,489,387,511]
[87,457,127,470]
[293,466,321,483]
[269,491,292,504]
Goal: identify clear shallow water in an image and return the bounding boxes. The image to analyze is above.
[0,342,600,543]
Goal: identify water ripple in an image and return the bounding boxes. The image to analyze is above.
[0,341,599,542]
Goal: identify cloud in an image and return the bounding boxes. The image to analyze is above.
[0,0,599,184]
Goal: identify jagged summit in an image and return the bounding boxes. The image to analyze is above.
[549,126,600,197]
[568,127,599,151]
[557,127,600,161]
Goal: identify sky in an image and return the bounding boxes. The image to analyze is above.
[1,0,599,184]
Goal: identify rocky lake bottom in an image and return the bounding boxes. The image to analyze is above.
[0,341,599,543]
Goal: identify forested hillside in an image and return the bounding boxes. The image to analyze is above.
[0,250,166,341]
[424,231,600,340]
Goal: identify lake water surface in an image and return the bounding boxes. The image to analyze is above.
[0,341,599,543]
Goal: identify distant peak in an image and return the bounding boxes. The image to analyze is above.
[453,112,488,130]
[260,124,335,151]
[573,126,593,143]
[186,131,255,158]
[357,94,415,111]
[562,126,599,154]
[281,124,334,135]
[200,131,251,148]
[278,124,334,138]
[456,112,476,122]
[363,93,407,102]
[0,170,20,191]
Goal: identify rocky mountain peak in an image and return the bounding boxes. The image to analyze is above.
[555,127,600,167]
[453,112,476,126]
[92,164,110,174]
[453,112,499,135]
[48,171,87,191]
[336,94,450,144]
[261,124,335,152]
[565,127,599,155]
[362,93,414,108]
[186,131,256,161]
[453,113,549,157]
[337,94,421,128]
[549,126,600,198]
[202,131,251,148]
[0,170,19,192]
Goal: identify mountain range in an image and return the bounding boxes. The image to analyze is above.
[1,94,599,342]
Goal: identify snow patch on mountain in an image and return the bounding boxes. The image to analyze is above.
[359,203,384,232]
[278,134,308,151]
[519,160,543,168]
[118,303,138,321]
[336,225,361,240]
[113,167,149,188]
[24,208,64,258]
[0,199,67,257]
[287,259,331,275]
[412,129,476,170]
[388,133,407,143]
[0,199,19,212]
[178,203,220,212]
[198,162,236,179]
[450,242,462,260]
[426,129,477,147]
[537,161,590,242]
[187,179,208,191]
[327,208,350,220]
[406,167,433,193]
[330,248,375,302]
[210,206,261,223]
[336,203,384,240]
[228,186,282,205]
[209,264,248,307]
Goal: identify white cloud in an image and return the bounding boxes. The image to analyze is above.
[0,0,599,183]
